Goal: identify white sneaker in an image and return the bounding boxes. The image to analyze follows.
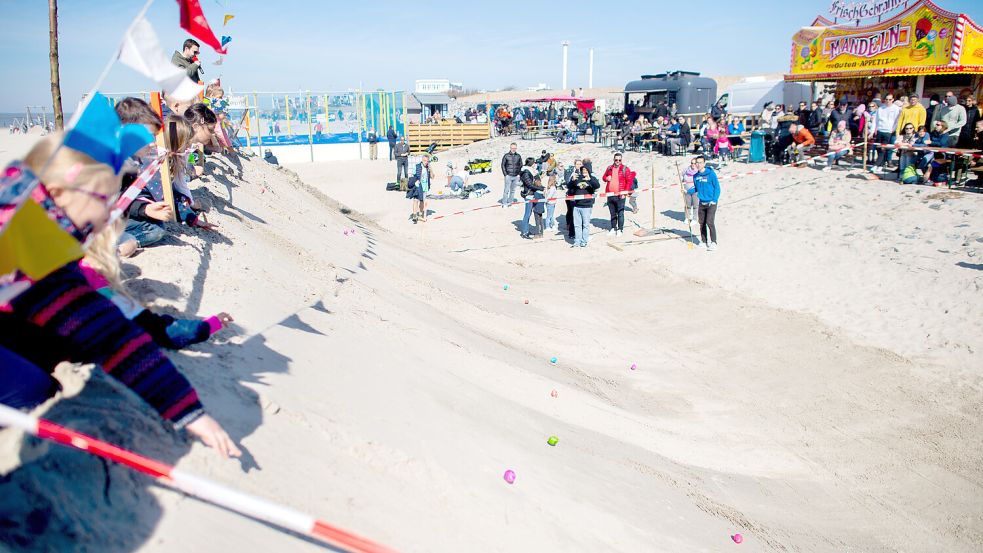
[608,229,616,236]
[708,242,717,251]
[822,166,832,172]
[872,166,883,174]
[616,230,623,236]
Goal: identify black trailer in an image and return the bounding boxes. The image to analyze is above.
[623,71,717,118]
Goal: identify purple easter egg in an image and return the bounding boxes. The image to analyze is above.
[940,27,949,38]
[503,469,516,484]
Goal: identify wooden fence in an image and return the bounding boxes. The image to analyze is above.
[407,123,492,153]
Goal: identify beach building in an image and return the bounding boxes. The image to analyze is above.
[785,0,983,104]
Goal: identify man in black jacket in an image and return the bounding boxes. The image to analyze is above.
[500,142,522,207]
[807,101,823,136]
[387,127,398,160]
[367,128,379,160]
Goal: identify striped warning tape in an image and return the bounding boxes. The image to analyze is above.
[866,142,982,158]
[0,404,398,553]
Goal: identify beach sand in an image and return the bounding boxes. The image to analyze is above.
[1,132,981,552]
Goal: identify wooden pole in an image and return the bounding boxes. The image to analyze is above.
[48,0,64,130]
[149,92,176,222]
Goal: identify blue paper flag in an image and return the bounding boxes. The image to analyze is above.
[221,35,232,46]
[63,92,155,174]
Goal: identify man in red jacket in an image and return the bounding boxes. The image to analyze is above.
[601,152,636,236]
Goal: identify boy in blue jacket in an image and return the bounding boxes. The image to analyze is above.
[686,155,721,251]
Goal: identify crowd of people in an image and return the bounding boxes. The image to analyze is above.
[1,38,245,460]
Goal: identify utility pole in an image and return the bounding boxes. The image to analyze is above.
[561,41,569,92]
[588,48,594,89]
[48,0,64,130]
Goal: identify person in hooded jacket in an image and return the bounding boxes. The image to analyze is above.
[518,158,544,239]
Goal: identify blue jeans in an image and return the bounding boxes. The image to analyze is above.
[0,345,59,410]
[827,150,848,167]
[520,197,534,235]
[501,175,520,205]
[876,131,896,166]
[449,176,464,192]
[124,219,166,247]
[898,151,916,174]
[545,203,556,228]
[590,124,599,142]
[573,206,592,246]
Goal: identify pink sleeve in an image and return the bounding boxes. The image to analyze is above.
[204,315,223,335]
[78,259,110,289]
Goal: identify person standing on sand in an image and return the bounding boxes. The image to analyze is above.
[601,152,635,236]
[387,126,398,161]
[395,136,410,187]
[368,128,379,160]
[408,153,433,223]
[686,155,721,251]
[567,165,600,248]
[564,159,583,239]
[501,142,522,207]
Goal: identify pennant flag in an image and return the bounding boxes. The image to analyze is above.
[177,0,228,54]
[118,16,203,102]
[63,93,155,174]
[223,14,234,26]
[0,163,84,284]
[220,35,231,47]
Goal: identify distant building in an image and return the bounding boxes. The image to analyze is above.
[415,79,464,94]
[526,83,549,91]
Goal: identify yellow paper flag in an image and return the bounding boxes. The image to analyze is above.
[224,14,234,26]
[0,200,83,280]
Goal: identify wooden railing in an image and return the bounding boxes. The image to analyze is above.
[407,123,492,153]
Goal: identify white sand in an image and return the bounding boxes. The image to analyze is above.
[1,131,981,552]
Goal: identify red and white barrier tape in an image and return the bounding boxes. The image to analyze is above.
[107,156,163,226]
[0,403,398,553]
[865,141,982,158]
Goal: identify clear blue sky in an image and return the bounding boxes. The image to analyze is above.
[1,0,981,112]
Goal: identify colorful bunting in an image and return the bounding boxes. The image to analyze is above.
[223,14,234,26]
[0,163,84,285]
[119,16,203,101]
[177,0,228,54]
[63,93,155,174]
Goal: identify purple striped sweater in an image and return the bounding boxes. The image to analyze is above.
[6,263,204,427]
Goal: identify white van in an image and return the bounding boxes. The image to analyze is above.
[717,77,815,114]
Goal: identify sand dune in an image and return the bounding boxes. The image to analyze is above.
[1,134,981,552]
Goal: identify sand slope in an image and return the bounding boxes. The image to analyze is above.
[1,136,981,552]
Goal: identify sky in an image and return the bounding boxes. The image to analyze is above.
[1,0,981,112]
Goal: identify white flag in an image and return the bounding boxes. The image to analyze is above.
[118,16,202,101]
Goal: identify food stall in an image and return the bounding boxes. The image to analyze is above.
[785,0,983,104]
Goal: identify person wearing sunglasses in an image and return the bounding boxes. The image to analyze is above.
[171,38,202,84]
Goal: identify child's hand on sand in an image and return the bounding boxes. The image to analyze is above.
[216,312,234,324]
[186,415,241,459]
[145,202,172,221]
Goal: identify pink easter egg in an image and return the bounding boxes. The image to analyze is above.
[550,389,558,398]
[732,533,743,544]
[630,363,637,370]
[503,469,516,484]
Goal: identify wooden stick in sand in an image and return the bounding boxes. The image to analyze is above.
[0,404,398,553]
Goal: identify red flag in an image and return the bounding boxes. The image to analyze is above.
[177,0,227,54]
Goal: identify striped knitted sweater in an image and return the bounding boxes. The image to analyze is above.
[4,263,204,428]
